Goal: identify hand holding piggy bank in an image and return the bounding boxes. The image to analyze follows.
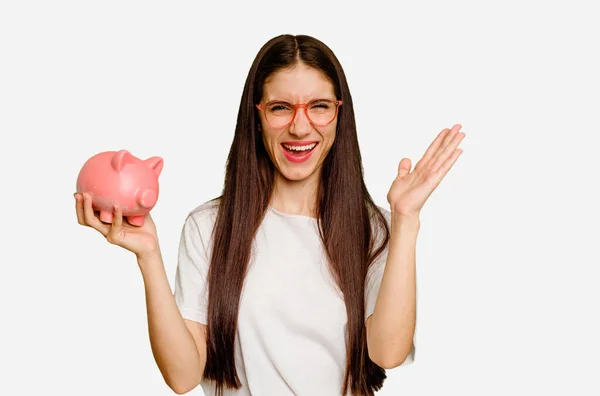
[76,150,163,226]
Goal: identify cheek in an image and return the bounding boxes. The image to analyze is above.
[261,129,281,155]
[322,127,336,146]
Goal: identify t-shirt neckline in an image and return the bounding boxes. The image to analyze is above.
[267,205,319,221]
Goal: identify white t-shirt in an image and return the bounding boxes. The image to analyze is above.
[174,200,416,396]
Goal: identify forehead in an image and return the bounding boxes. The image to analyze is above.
[263,64,335,102]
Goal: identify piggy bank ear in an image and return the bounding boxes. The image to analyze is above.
[111,150,134,172]
[144,156,164,176]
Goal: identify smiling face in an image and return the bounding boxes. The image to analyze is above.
[257,63,339,183]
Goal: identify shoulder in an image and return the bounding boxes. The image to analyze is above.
[370,205,392,248]
[370,204,391,236]
[184,197,221,233]
[372,204,391,223]
[188,197,220,219]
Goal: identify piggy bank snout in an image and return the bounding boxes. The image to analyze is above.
[138,189,158,208]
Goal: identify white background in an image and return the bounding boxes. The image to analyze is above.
[1,1,598,395]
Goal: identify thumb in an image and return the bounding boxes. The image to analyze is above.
[396,158,411,179]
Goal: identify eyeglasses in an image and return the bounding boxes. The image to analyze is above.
[256,99,343,128]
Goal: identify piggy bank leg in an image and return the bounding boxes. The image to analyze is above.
[99,210,114,224]
[127,216,145,226]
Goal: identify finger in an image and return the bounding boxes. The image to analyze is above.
[107,204,123,245]
[431,131,465,173]
[430,124,462,168]
[74,193,85,225]
[396,158,412,179]
[432,148,463,183]
[82,193,110,236]
[431,131,464,172]
[415,128,450,170]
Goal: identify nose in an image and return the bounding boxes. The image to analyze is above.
[289,107,312,137]
[138,188,158,208]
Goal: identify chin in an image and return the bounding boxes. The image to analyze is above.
[281,170,312,181]
[278,165,320,182]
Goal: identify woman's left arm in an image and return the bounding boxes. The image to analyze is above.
[366,213,419,369]
[367,123,466,368]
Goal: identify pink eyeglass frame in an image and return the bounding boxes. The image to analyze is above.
[256,99,343,128]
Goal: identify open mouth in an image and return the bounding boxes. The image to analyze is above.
[281,142,318,157]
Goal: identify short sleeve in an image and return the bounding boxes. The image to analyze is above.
[173,210,213,325]
[365,206,416,366]
[365,246,387,323]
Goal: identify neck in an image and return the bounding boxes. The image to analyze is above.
[270,170,320,218]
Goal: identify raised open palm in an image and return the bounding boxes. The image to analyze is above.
[387,124,466,217]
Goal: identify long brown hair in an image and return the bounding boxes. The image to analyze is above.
[203,34,390,396]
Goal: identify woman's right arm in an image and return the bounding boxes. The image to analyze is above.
[74,192,207,394]
[138,252,207,394]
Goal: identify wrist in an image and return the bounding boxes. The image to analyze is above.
[136,248,162,268]
[390,213,421,236]
[391,211,421,225]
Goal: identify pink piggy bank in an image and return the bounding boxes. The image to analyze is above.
[76,149,163,226]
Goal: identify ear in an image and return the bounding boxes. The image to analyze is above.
[144,156,164,176]
[111,150,134,172]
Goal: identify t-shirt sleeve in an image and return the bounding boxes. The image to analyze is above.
[364,207,416,366]
[173,211,212,325]
[364,244,388,323]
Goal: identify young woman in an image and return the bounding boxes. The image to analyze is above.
[74,34,465,396]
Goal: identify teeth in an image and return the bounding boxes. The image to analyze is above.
[283,143,317,151]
